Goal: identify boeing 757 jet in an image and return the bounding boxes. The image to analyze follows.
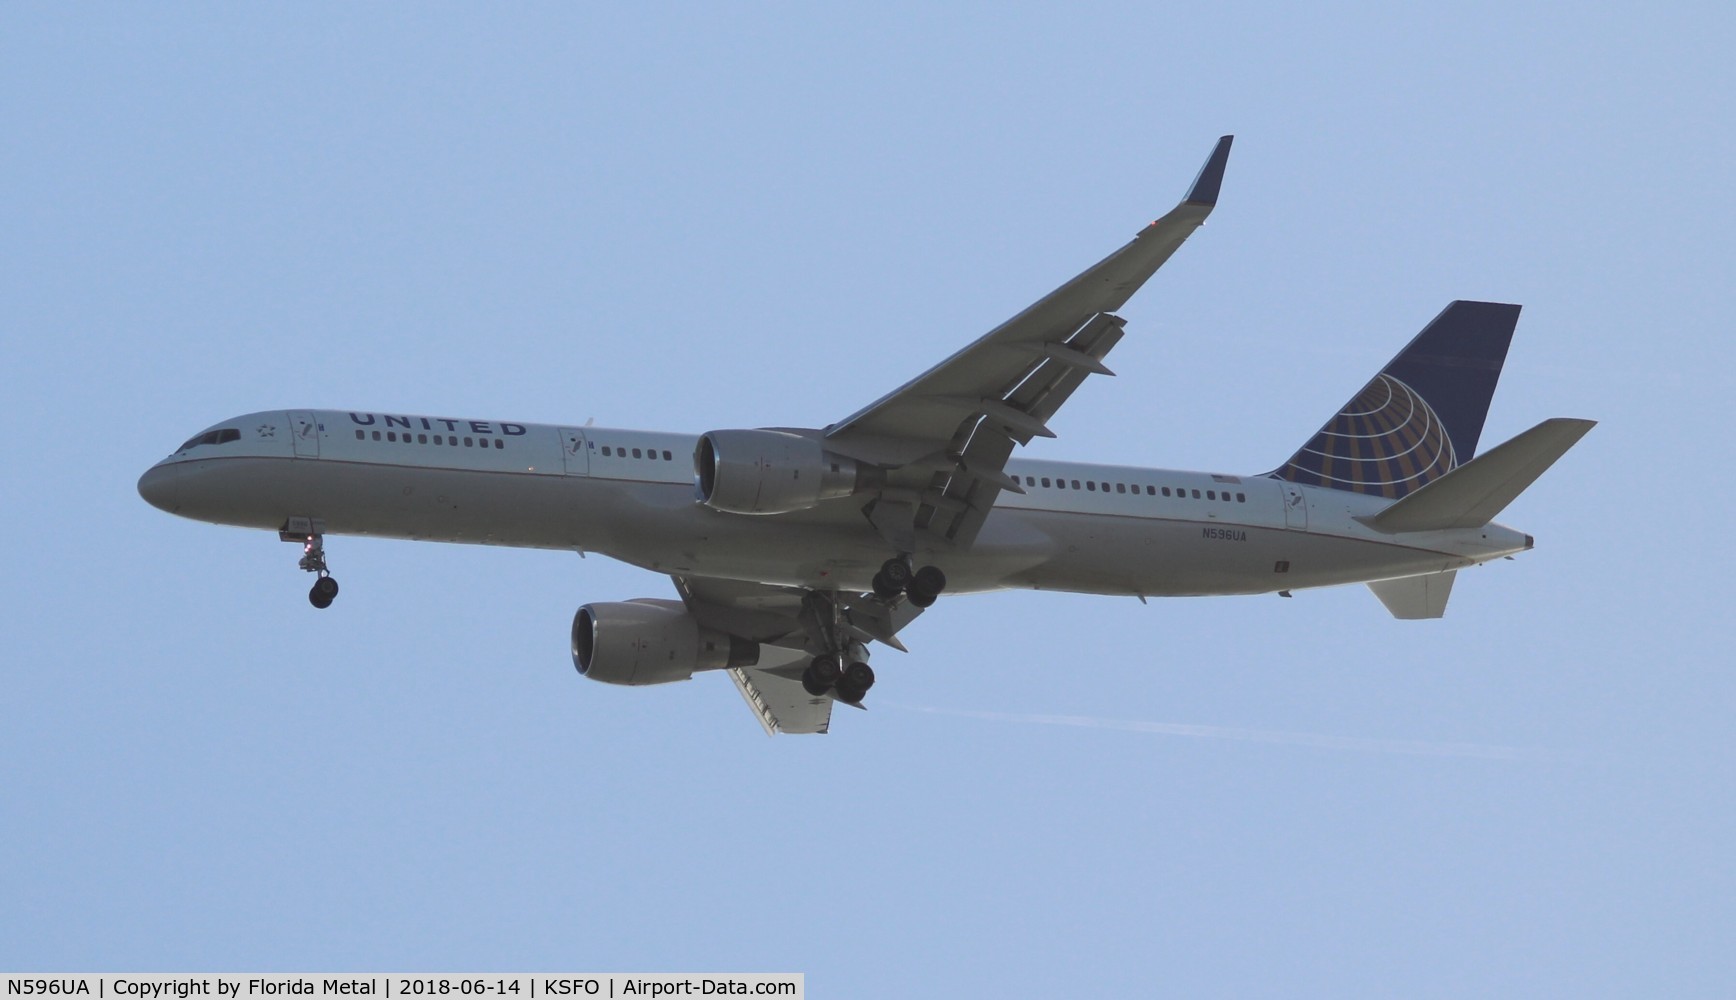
[138,136,1594,733]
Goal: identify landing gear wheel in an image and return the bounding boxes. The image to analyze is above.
[912,565,946,596]
[879,557,912,590]
[871,570,902,600]
[907,564,946,607]
[843,661,874,692]
[308,575,339,609]
[802,656,842,696]
[835,662,874,704]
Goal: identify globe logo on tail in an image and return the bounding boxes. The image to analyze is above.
[1273,374,1455,499]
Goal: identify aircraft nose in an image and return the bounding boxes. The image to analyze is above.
[137,463,181,512]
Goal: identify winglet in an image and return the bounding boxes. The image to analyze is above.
[1184,135,1234,207]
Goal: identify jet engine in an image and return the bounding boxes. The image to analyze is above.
[694,429,863,514]
[572,599,759,686]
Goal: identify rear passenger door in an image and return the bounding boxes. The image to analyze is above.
[1281,483,1307,529]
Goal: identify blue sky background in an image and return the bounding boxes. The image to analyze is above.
[4,3,1733,995]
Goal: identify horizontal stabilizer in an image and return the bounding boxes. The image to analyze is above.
[1368,571,1457,619]
[1362,418,1595,533]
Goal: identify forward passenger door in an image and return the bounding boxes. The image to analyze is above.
[558,427,590,476]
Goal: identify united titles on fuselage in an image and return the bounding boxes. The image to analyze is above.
[347,413,528,437]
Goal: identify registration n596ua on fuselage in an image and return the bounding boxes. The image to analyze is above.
[138,136,1594,734]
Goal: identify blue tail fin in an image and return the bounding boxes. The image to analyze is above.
[1270,301,1519,499]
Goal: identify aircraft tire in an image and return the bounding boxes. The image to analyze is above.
[843,661,875,693]
[309,576,339,609]
[802,656,841,696]
[912,565,946,596]
[871,570,902,600]
[879,557,912,589]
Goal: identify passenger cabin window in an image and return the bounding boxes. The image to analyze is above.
[602,446,612,456]
[1042,478,1052,488]
[1192,489,1201,498]
[632,448,642,458]
[1146,486,1156,496]
[662,450,672,461]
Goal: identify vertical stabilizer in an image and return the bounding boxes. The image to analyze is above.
[1271,301,1519,499]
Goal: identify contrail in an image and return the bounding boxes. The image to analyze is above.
[886,703,1563,761]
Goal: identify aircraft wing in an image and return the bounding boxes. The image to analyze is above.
[728,650,833,736]
[673,574,926,734]
[823,135,1232,548]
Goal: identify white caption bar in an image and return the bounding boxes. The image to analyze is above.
[4,977,801,1000]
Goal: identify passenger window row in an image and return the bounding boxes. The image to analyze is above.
[597,444,675,461]
[357,429,504,449]
[1020,474,1246,503]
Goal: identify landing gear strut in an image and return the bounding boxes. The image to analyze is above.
[282,517,339,609]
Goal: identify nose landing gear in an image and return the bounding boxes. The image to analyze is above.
[282,517,340,609]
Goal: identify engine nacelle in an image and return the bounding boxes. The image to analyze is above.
[571,599,758,686]
[694,429,861,515]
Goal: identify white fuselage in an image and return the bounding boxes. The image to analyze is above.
[138,410,1533,599]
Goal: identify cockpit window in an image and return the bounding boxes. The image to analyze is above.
[179,427,241,451]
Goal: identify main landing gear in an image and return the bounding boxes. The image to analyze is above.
[871,556,946,608]
[282,517,339,609]
[797,591,882,705]
[798,556,947,705]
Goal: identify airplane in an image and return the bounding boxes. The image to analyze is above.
[137,135,1595,734]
